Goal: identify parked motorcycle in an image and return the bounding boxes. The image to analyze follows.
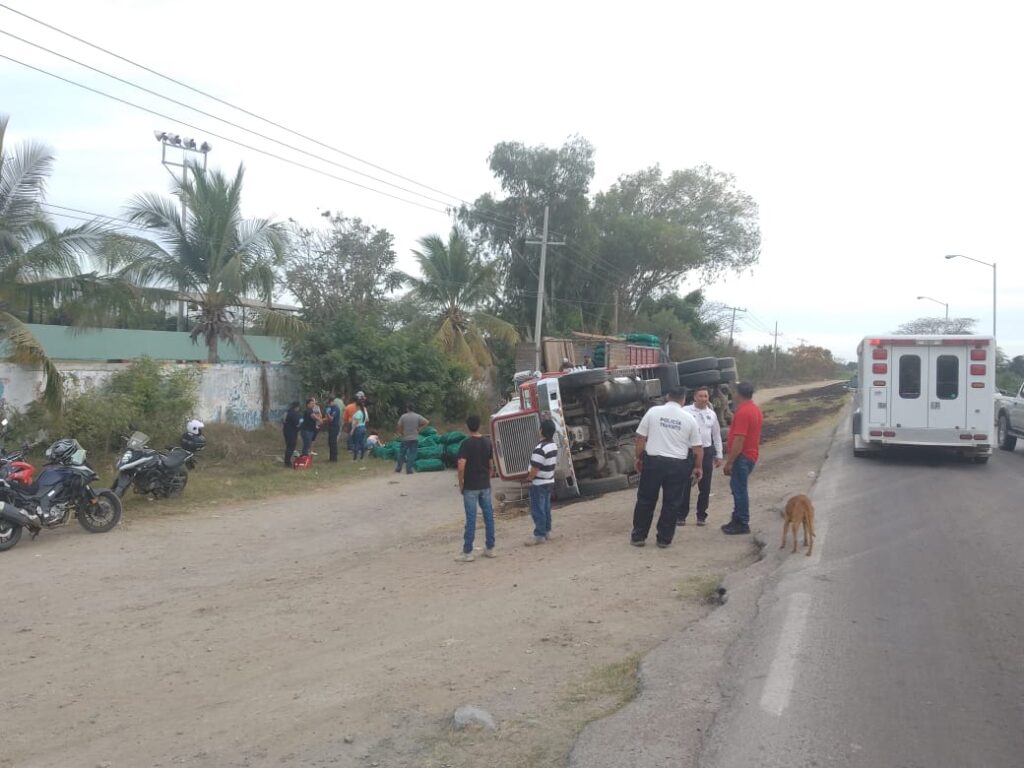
[0,418,36,486]
[111,431,194,499]
[0,437,122,552]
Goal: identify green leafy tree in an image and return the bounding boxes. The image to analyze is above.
[403,228,519,372]
[0,115,140,409]
[592,165,761,318]
[286,305,474,426]
[460,135,603,335]
[125,163,304,363]
[284,211,403,321]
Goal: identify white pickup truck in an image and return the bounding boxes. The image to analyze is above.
[995,382,1024,452]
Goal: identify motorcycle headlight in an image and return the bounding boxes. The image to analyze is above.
[118,451,132,467]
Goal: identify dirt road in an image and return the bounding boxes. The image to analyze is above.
[2,382,843,768]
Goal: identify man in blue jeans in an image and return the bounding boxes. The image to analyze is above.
[722,382,764,535]
[455,415,495,562]
[525,419,558,546]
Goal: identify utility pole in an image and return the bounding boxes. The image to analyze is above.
[526,206,565,371]
[155,131,211,331]
[612,289,619,335]
[723,305,746,350]
[771,321,782,373]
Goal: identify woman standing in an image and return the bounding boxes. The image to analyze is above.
[282,401,302,467]
[350,400,369,461]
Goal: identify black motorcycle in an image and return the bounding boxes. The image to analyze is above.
[0,438,122,552]
[112,431,195,499]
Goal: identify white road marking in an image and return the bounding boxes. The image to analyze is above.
[759,591,812,716]
[807,508,827,566]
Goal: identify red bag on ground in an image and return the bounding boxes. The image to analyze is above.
[293,454,312,470]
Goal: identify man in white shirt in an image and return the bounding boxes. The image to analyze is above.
[631,387,704,548]
[680,386,724,526]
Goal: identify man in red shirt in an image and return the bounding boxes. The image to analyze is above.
[722,381,763,535]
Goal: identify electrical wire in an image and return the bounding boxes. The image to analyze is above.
[0,52,457,214]
[0,2,493,211]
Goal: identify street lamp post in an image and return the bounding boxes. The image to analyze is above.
[154,131,212,332]
[944,254,996,337]
[916,295,949,321]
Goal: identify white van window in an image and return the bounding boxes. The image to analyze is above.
[899,355,921,399]
[936,355,959,400]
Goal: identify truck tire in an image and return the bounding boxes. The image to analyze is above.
[719,367,738,383]
[578,474,630,496]
[997,413,1017,451]
[716,357,736,370]
[559,369,609,391]
[680,369,721,387]
[677,357,718,375]
[654,364,679,394]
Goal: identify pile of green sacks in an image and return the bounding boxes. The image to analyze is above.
[370,426,469,472]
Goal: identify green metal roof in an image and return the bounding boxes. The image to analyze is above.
[3,324,286,363]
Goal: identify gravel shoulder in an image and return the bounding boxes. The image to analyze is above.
[1,381,845,768]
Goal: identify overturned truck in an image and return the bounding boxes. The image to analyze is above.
[491,354,737,498]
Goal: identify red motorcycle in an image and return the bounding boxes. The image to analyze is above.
[0,418,35,486]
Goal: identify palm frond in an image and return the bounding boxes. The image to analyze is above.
[0,311,62,410]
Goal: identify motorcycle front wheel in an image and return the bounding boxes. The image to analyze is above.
[0,519,22,551]
[78,490,123,533]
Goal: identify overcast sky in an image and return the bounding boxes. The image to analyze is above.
[3,0,1021,361]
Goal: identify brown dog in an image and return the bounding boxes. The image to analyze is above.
[781,494,815,556]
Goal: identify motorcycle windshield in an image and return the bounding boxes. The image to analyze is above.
[127,432,150,451]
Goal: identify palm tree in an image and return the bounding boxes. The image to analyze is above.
[404,228,518,371]
[125,163,303,363]
[0,115,124,409]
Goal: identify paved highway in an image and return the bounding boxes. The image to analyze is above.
[700,436,1024,768]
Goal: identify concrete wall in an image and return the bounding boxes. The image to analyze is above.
[0,361,299,430]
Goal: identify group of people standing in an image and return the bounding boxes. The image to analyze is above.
[452,381,762,562]
[282,391,370,466]
[631,382,763,547]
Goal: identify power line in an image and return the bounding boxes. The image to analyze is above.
[0,53,452,215]
[0,1,495,214]
[0,28,468,211]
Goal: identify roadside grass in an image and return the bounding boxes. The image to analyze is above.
[100,422,399,517]
[425,653,642,768]
[673,573,723,603]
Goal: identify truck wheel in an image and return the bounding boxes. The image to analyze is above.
[997,414,1017,451]
[677,357,718,375]
[680,369,722,387]
[716,357,736,370]
[559,369,609,391]
[719,368,738,383]
[654,364,679,393]
[578,474,630,496]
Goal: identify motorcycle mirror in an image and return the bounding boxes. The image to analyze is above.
[128,423,139,432]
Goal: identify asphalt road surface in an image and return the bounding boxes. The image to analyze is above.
[700,437,1024,768]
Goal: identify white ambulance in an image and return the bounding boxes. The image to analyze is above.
[851,335,995,463]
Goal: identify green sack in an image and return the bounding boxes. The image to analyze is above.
[414,458,445,472]
[417,444,444,460]
[419,426,438,438]
[418,434,439,447]
[440,431,468,446]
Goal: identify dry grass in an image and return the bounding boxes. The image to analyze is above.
[103,422,401,517]
[673,573,724,603]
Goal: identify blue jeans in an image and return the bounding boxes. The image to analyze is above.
[462,488,495,553]
[300,430,316,456]
[729,455,756,524]
[395,440,418,474]
[351,425,367,460]
[529,484,553,539]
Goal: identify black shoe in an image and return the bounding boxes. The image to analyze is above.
[630,539,646,547]
[696,519,707,527]
[722,522,751,535]
[656,541,671,548]
[676,518,686,526]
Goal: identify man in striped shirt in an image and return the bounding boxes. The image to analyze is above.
[525,419,558,546]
